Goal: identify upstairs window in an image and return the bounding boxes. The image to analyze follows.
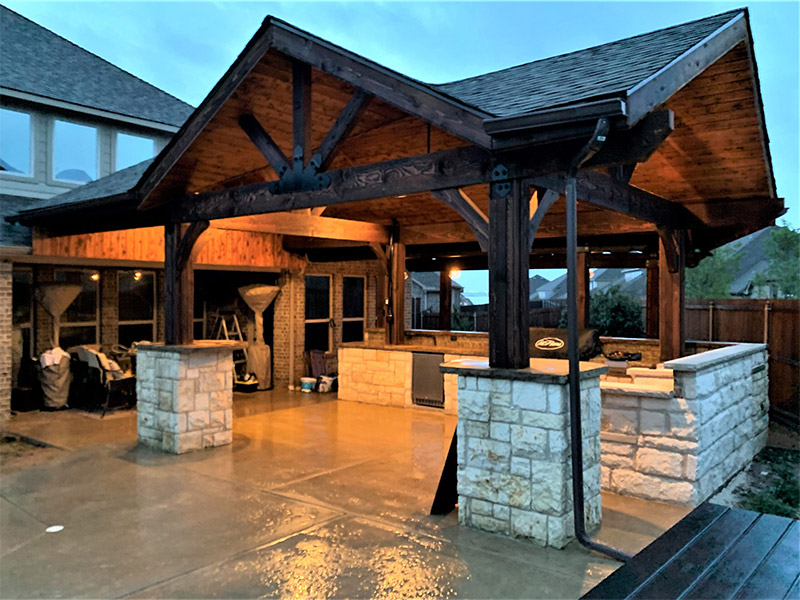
[53,119,97,183]
[0,107,32,176]
[116,132,154,171]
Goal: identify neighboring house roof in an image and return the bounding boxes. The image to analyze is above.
[724,226,776,295]
[0,5,193,127]
[412,271,464,292]
[0,194,34,246]
[434,10,741,117]
[529,275,550,295]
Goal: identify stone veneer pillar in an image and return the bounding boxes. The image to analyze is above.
[136,342,238,453]
[441,358,606,549]
[0,261,11,433]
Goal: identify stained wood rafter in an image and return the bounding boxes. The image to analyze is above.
[431,188,489,252]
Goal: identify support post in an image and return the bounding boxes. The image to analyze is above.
[646,258,659,339]
[164,223,180,345]
[489,177,530,368]
[389,226,406,345]
[164,221,208,345]
[439,270,452,331]
[659,231,686,361]
[577,249,590,329]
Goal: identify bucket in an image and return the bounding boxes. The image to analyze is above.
[300,377,316,393]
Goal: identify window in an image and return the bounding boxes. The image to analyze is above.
[53,119,97,183]
[54,270,99,347]
[305,275,330,351]
[118,271,156,347]
[116,132,154,171]
[0,107,32,176]
[342,276,365,343]
[12,268,34,358]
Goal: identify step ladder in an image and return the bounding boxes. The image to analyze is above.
[211,311,248,374]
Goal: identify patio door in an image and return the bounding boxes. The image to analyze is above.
[305,275,331,351]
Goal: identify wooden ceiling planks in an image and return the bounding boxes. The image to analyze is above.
[631,43,771,213]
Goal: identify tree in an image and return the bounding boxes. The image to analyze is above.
[685,245,742,299]
[589,285,644,337]
[753,225,800,298]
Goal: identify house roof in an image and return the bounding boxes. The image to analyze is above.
[435,10,742,118]
[0,5,193,127]
[412,271,464,292]
[724,226,777,295]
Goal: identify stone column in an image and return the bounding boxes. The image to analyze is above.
[441,358,606,549]
[136,342,238,453]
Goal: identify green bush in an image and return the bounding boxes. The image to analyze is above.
[589,285,644,337]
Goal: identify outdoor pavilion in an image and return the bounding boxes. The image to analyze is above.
[10,8,783,554]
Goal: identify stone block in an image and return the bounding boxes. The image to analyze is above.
[176,431,203,453]
[188,351,217,369]
[510,425,548,459]
[512,380,547,412]
[612,469,696,505]
[471,514,509,535]
[530,461,569,515]
[511,456,531,478]
[490,422,511,442]
[521,410,565,430]
[210,390,231,411]
[602,440,636,456]
[187,410,210,431]
[493,504,510,521]
[640,411,667,435]
[635,447,685,479]
[510,509,547,544]
[547,514,571,549]
[491,405,520,423]
[601,408,638,435]
[458,467,531,508]
[465,421,489,439]
[548,429,569,461]
[210,410,225,429]
[472,499,493,515]
[466,438,511,472]
[459,389,490,421]
[547,386,566,414]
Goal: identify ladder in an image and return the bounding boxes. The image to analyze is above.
[211,311,248,373]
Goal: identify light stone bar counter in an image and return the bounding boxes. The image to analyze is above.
[136,341,241,454]
[599,342,769,506]
[440,357,607,549]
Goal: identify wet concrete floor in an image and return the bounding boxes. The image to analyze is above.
[2,391,689,599]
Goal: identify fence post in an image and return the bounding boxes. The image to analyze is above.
[708,300,714,342]
[763,300,771,344]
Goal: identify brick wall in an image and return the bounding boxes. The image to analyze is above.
[273,260,382,389]
[0,261,11,432]
[100,268,119,349]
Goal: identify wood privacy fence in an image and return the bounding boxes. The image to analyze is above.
[686,298,799,421]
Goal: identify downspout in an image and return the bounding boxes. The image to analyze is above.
[565,118,633,563]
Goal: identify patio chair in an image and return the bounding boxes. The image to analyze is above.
[71,346,136,416]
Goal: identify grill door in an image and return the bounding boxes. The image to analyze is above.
[412,352,445,409]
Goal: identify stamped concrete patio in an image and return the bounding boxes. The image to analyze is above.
[1,392,689,599]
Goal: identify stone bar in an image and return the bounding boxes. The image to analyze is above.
[136,341,240,453]
[599,342,769,505]
[441,357,607,549]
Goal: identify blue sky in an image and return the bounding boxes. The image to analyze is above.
[8,1,798,302]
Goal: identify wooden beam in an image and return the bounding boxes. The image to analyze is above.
[608,163,636,183]
[164,223,180,345]
[577,249,590,329]
[313,89,371,172]
[268,22,492,148]
[431,188,489,252]
[179,113,674,223]
[659,230,686,360]
[212,213,389,243]
[488,178,530,368]
[238,114,290,177]
[529,187,560,248]
[626,13,747,126]
[176,220,210,272]
[389,229,406,344]
[292,60,312,170]
[532,170,703,231]
[646,258,659,339]
[439,270,452,331]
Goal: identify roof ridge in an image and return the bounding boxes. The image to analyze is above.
[433,8,744,88]
[0,4,194,112]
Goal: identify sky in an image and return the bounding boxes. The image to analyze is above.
[6,0,798,303]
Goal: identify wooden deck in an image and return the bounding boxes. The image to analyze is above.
[583,503,799,599]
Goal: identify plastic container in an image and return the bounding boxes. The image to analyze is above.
[317,375,335,393]
[300,377,316,393]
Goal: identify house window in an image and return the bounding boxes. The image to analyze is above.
[342,276,365,343]
[0,107,32,176]
[53,119,97,183]
[118,270,156,346]
[12,268,34,358]
[116,132,155,171]
[305,275,331,351]
[54,269,100,347]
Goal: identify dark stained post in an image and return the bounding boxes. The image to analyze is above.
[646,258,659,339]
[439,270,453,330]
[390,229,406,345]
[577,249,590,329]
[164,223,180,345]
[659,231,686,361]
[180,248,195,344]
[489,177,530,368]
[292,60,312,169]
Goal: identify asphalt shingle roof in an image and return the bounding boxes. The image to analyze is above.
[434,10,742,117]
[0,5,194,127]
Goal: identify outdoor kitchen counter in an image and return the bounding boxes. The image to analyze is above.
[339,341,483,355]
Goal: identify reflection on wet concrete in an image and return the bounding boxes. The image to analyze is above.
[1,390,689,598]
